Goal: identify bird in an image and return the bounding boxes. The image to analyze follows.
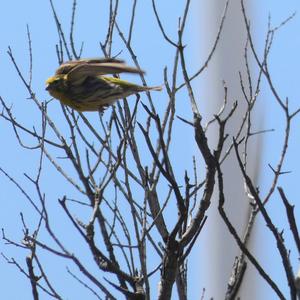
[45,58,162,112]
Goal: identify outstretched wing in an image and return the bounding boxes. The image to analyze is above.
[55,58,125,75]
[56,58,145,85]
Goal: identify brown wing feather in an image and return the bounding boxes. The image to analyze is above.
[55,58,125,75]
[55,58,145,85]
[68,63,144,86]
[55,58,142,75]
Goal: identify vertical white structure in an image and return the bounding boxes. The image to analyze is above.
[193,1,261,299]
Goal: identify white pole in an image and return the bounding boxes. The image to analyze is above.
[193,1,261,298]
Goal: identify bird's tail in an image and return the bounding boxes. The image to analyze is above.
[103,76,163,92]
[144,85,163,91]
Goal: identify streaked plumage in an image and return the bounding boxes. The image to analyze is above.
[46,58,162,112]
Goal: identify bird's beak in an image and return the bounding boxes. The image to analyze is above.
[45,85,49,91]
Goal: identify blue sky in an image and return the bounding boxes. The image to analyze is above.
[0,1,300,299]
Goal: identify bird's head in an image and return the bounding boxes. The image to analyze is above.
[45,74,68,92]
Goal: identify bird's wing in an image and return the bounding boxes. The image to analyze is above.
[55,58,126,75]
[55,58,145,85]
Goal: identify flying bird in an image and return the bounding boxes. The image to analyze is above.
[46,58,162,112]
